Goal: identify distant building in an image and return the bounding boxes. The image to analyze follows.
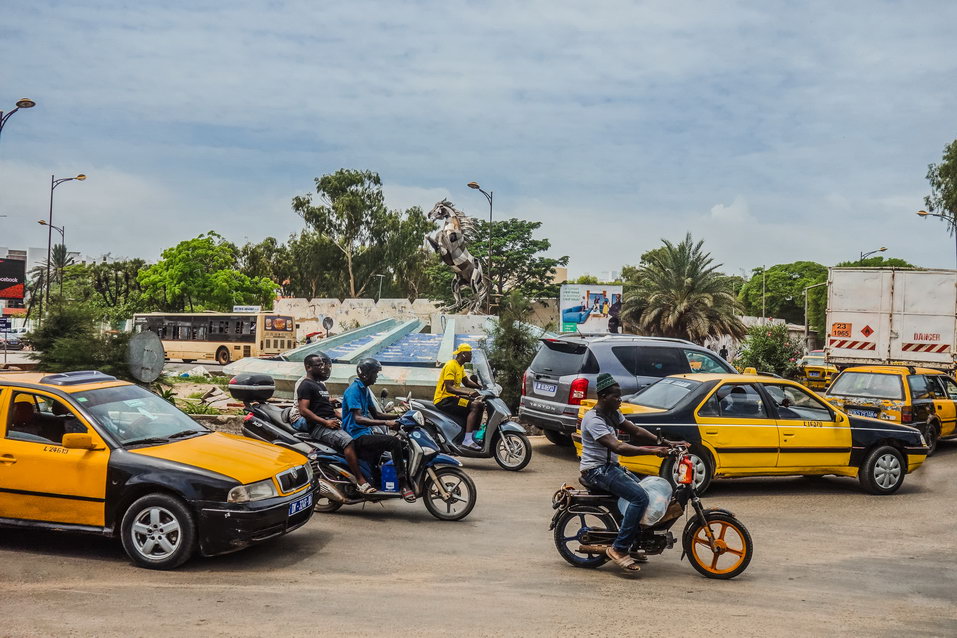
[550,266,568,284]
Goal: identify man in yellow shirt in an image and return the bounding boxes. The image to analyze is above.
[434,343,485,450]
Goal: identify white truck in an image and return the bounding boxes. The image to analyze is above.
[825,268,957,370]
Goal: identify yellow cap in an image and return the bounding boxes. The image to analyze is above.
[454,343,472,354]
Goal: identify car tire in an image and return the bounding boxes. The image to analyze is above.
[925,421,940,457]
[120,493,197,570]
[215,347,231,366]
[543,429,573,447]
[660,446,713,494]
[858,445,906,495]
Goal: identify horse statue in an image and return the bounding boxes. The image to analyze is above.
[424,199,488,313]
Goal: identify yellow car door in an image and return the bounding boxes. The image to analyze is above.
[0,389,110,528]
[764,383,851,470]
[928,375,957,438]
[695,383,779,470]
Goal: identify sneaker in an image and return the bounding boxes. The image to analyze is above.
[461,440,482,451]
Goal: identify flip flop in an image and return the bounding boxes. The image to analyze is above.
[607,548,641,573]
[358,482,377,495]
[401,487,416,503]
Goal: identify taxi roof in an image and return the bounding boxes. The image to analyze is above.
[0,371,131,393]
[842,365,947,375]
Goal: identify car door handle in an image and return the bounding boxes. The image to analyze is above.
[782,432,795,437]
[0,454,16,465]
[705,430,719,436]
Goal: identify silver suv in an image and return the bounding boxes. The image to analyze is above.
[518,335,735,446]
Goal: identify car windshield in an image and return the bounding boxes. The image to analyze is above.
[828,372,903,400]
[73,384,208,446]
[624,377,701,410]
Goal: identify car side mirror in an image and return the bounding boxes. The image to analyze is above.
[62,433,98,450]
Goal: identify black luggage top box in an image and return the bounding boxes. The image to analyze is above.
[228,374,275,403]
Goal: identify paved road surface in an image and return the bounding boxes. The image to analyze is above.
[2,439,956,637]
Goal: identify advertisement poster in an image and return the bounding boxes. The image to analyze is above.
[0,259,26,300]
[559,284,624,333]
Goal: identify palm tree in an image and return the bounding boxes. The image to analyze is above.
[622,233,746,343]
[25,264,47,319]
[51,244,75,290]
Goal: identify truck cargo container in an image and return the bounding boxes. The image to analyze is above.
[825,268,957,370]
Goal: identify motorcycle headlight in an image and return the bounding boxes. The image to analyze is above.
[227,478,278,503]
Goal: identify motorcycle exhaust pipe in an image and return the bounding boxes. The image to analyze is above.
[317,479,347,503]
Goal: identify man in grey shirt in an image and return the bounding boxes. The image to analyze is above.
[580,373,682,573]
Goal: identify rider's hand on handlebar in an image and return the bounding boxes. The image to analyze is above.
[387,419,399,430]
[653,446,671,458]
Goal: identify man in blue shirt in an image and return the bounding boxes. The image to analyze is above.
[342,358,415,502]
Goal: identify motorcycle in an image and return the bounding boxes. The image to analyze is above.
[229,373,478,521]
[392,348,532,471]
[549,444,753,579]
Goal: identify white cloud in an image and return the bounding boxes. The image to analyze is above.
[709,196,751,223]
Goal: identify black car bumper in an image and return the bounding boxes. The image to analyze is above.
[196,484,317,557]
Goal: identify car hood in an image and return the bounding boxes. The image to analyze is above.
[847,415,923,440]
[130,432,307,485]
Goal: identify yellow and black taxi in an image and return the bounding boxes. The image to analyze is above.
[795,350,838,391]
[0,370,316,569]
[825,365,957,455]
[573,373,928,495]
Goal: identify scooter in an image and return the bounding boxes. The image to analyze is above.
[549,444,754,579]
[229,373,478,521]
[399,387,532,471]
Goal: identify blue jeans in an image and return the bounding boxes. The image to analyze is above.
[584,464,649,552]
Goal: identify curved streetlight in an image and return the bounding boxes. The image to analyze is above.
[46,174,87,306]
[858,246,887,264]
[0,98,37,143]
[467,181,493,314]
[917,210,957,269]
[38,220,66,296]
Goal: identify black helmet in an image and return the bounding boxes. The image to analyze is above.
[356,358,382,378]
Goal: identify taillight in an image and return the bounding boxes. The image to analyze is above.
[521,370,527,396]
[677,457,695,484]
[901,406,912,423]
[569,378,588,405]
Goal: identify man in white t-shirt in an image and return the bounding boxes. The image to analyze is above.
[580,373,682,573]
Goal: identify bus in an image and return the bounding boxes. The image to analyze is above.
[132,312,297,365]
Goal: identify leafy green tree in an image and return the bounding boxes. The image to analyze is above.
[735,323,804,377]
[138,232,275,311]
[238,237,293,289]
[292,169,390,298]
[924,139,957,234]
[621,233,745,343]
[472,218,569,300]
[384,207,440,300]
[738,261,828,326]
[284,230,347,298]
[574,274,600,284]
[834,256,916,268]
[483,291,541,410]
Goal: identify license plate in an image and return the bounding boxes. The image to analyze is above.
[534,381,558,396]
[849,408,878,418]
[808,371,820,377]
[288,492,313,516]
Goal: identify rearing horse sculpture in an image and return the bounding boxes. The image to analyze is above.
[425,199,488,313]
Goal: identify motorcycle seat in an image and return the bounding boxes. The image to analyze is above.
[578,475,614,496]
[260,404,295,432]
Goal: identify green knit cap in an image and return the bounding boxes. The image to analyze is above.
[596,373,618,394]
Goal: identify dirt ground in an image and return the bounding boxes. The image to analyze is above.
[2,439,956,637]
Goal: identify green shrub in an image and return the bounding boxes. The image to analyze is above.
[483,291,541,411]
[735,323,804,377]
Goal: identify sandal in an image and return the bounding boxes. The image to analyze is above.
[358,482,377,494]
[401,487,416,503]
[607,547,641,573]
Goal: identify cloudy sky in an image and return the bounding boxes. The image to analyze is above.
[1,1,955,278]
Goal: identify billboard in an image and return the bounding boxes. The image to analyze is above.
[0,259,26,300]
[559,284,624,333]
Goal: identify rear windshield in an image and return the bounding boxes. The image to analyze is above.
[530,341,595,376]
[828,372,903,400]
[624,377,701,410]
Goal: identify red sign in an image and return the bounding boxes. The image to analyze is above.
[861,325,874,338]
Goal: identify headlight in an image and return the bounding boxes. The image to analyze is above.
[304,462,315,483]
[919,434,927,446]
[227,478,278,503]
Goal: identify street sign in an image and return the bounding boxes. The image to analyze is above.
[0,318,11,330]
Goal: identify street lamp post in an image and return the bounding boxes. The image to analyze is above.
[858,246,887,265]
[38,220,65,296]
[467,181,493,314]
[0,98,36,144]
[46,174,86,307]
[917,210,957,269]
[803,281,828,350]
